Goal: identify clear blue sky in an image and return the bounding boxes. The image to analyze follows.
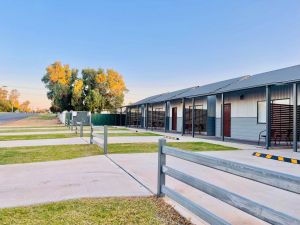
[1,0,300,108]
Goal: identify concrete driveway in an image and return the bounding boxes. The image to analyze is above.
[109,151,300,225]
[0,155,150,208]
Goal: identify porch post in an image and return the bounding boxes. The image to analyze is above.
[151,104,154,130]
[129,108,131,127]
[141,105,144,128]
[266,85,271,149]
[181,98,185,136]
[125,107,128,127]
[164,101,168,132]
[221,93,224,141]
[120,107,122,126]
[293,83,298,152]
[192,97,195,137]
[145,104,149,130]
[137,105,140,128]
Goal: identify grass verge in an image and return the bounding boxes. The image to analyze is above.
[0,128,69,133]
[0,133,78,141]
[0,197,191,225]
[0,132,161,141]
[0,125,65,129]
[29,114,57,120]
[107,132,162,137]
[0,144,100,165]
[107,142,238,154]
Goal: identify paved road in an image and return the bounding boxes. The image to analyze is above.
[0,113,33,125]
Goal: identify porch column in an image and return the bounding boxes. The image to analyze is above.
[136,105,141,128]
[164,101,168,132]
[192,97,195,137]
[125,107,128,127]
[266,85,271,149]
[151,104,154,130]
[120,107,122,126]
[129,108,131,127]
[293,83,298,152]
[221,93,224,141]
[181,98,185,136]
[145,104,149,130]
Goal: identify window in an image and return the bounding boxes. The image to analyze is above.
[273,99,290,105]
[257,101,266,123]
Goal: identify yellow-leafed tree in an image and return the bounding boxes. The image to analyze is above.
[19,101,31,112]
[46,62,72,85]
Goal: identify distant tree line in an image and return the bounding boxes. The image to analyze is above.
[0,88,31,112]
[42,61,127,113]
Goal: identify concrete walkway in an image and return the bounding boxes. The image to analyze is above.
[109,151,300,225]
[0,155,151,208]
[126,127,258,150]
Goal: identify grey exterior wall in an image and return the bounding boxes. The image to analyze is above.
[215,85,295,141]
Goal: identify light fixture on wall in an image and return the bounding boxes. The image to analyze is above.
[240,94,245,100]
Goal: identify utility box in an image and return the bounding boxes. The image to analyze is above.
[71,111,91,125]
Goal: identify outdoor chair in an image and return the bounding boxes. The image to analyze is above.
[283,129,293,146]
[258,129,283,146]
[258,130,266,145]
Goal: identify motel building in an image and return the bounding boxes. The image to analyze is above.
[125,65,300,152]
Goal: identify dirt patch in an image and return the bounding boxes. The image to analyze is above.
[3,116,61,127]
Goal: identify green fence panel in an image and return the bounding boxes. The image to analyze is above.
[92,113,125,126]
[72,111,91,125]
[65,112,72,125]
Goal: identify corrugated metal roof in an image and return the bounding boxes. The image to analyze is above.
[216,64,300,93]
[147,87,194,103]
[129,87,195,106]
[169,76,245,100]
[129,64,300,106]
[131,93,165,105]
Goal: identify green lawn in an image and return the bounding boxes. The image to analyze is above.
[0,144,100,165]
[0,125,65,129]
[107,142,237,154]
[108,127,130,131]
[0,133,78,141]
[0,128,69,133]
[108,132,162,137]
[0,197,190,225]
[0,142,236,165]
[31,114,57,120]
[82,126,129,131]
[0,132,160,141]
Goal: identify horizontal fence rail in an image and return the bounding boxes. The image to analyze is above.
[90,124,108,154]
[157,139,300,225]
[162,146,300,194]
[162,185,230,225]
